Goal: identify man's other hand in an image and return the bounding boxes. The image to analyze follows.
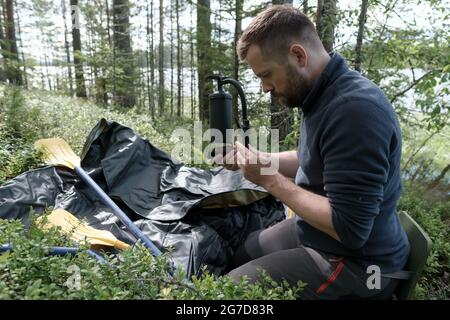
[211,146,240,171]
[235,142,277,188]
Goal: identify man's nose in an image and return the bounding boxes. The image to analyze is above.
[262,82,273,93]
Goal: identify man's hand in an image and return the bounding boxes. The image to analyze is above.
[234,141,277,189]
[215,142,339,241]
[211,146,240,171]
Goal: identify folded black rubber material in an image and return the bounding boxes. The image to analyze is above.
[0,118,285,276]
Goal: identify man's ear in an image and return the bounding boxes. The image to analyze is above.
[289,44,307,68]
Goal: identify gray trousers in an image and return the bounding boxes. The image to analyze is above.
[227,218,398,300]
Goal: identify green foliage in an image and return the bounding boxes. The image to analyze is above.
[6,86,160,153]
[398,181,450,299]
[400,120,450,183]
[0,212,305,300]
[0,86,44,183]
[339,0,450,131]
[280,114,301,152]
[0,86,41,140]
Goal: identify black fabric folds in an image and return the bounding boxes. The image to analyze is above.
[0,119,285,276]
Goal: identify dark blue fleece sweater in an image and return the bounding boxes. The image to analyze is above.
[295,53,410,273]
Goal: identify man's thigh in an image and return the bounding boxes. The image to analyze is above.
[228,219,397,300]
[228,246,345,299]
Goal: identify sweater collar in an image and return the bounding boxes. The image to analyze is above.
[301,52,348,115]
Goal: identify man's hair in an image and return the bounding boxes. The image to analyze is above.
[237,4,322,62]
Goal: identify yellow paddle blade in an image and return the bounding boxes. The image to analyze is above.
[38,209,130,250]
[35,138,81,170]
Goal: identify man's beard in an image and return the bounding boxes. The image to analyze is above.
[271,65,312,109]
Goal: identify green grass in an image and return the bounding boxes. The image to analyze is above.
[0,86,44,183]
[0,85,193,184]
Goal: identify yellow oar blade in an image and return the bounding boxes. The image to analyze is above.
[35,138,81,170]
[38,208,130,250]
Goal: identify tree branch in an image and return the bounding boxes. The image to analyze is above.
[429,163,450,188]
[390,70,437,104]
[402,128,440,173]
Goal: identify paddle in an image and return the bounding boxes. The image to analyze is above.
[38,208,131,250]
[1,243,107,264]
[35,138,162,256]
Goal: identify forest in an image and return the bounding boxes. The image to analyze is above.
[0,0,448,300]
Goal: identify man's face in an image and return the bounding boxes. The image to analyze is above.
[245,44,312,108]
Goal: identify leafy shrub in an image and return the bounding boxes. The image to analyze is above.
[0,213,305,300]
[398,181,450,299]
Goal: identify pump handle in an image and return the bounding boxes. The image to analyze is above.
[206,75,224,92]
[207,75,250,147]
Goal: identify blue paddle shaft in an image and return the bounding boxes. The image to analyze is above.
[74,166,162,256]
[49,246,108,263]
[1,243,107,264]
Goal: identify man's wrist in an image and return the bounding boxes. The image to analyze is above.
[263,172,284,193]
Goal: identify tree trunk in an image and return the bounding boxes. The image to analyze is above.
[0,1,4,53]
[61,0,73,95]
[429,163,450,189]
[170,0,174,116]
[105,0,115,103]
[158,0,165,115]
[151,1,156,117]
[190,2,195,119]
[176,0,182,117]
[197,0,212,122]
[316,0,337,52]
[40,70,45,89]
[146,0,155,118]
[232,0,243,128]
[14,0,26,88]
[0,2,6,57]
[417,159,434,182]
[4,0,22,85]
[87,19,95,97]
[70,0,86,97]
[44,51,52,90]
[216,0,221,44]
[113,0,135,108]
[96,2,108,105]
[411,158,433,182]
[105,0,112,46]
[271,0,294,143]
[0,3,7,82]
[354,0,369,72]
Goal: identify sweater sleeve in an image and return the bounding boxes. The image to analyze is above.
[320,100,394,250]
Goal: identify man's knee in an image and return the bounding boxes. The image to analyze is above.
[227,260,267,284]
[228,240,255,271]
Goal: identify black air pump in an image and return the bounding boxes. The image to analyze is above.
[207,75,250,149]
